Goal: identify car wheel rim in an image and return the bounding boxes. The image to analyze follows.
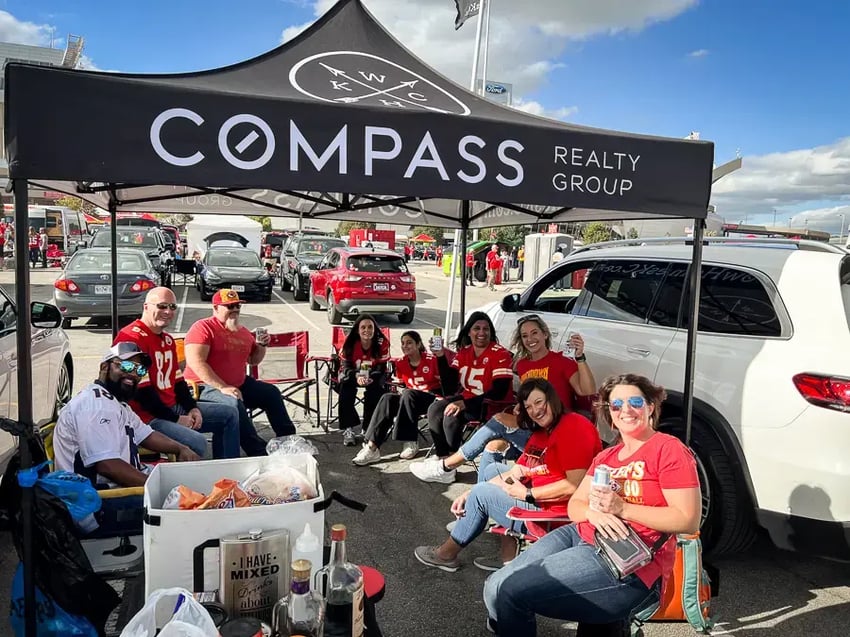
[55,363,71,415]
[694,451,712,528]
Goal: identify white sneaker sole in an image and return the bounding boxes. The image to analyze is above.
[414,550,460,573]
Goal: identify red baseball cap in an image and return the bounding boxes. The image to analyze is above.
[212,289,242,306]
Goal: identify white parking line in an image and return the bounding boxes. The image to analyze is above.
[415,316,444,329]
[174,285,189,332]
[272,290,321,331]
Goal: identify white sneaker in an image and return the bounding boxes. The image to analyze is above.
[446,519,458,533]
[399,441,419,460]
[342,429,357,446]
[352,444,381,466]
[410,457,456,484]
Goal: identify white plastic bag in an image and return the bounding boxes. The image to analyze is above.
[119,587,218,637]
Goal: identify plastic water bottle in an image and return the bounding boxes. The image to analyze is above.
[293,523,321,583]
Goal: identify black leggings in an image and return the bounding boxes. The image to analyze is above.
[364,389,437,447]
[337,376,386,431]
[427,397,478,457]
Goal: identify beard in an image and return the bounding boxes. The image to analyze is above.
[224,315,240,332]
[104,376,138,402]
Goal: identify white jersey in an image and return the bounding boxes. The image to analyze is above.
[54,382,154,487]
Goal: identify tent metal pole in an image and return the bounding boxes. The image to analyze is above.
[13,178,37,637]
[109,201,119,339]
[444,228,461,337]
[459,201,470,325]
[683,218,705,445]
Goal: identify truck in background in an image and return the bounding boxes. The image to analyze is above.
[349,228,396,250]
[24,205,88,254]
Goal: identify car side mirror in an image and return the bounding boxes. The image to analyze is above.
[31,302,61,329]
[501,293,520,312]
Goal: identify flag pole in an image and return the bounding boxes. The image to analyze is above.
[444,0,488,338]
[481,0,492,93]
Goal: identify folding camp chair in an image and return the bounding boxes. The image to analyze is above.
[247,330,320,429]
[488,506,571,559]
[173,258,198,286]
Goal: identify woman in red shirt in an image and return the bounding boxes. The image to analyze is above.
[352,331,442,466]
[338,314,390,447]
[414,378,600,573]
[484,373,701,636]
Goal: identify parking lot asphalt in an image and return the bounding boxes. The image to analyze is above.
[1,261,848,636]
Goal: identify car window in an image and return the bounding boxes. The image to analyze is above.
[0,288,15,336]
[92,230,159,249]
[681,265,782,337]
[578,260,670,324]
[207,250,262,268]
[523,260,591,314]
[68,252,148,272]
[328,252,341,268]
[347,255,408,273]
[299,239,345,256]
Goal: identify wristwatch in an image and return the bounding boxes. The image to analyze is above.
[525,488,536,505]
[575,354,587,363]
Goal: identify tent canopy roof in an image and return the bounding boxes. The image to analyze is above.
[5,0,713,228]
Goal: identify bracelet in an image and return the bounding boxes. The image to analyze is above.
[575,354,587,363]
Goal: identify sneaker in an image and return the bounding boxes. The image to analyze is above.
[399,441,419,460]
[410,458,456,484]
[342,429,357,446]
[473,555,512,572]
[446,519,459,533]
[352,444,381,466]
[351,426,364,441]
[414,546,460,573]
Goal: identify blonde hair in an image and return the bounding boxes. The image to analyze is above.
[510,316,552,359]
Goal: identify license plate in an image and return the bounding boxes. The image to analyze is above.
[94,285,111,295]
[231,285,245,292]
[373,283,389,292]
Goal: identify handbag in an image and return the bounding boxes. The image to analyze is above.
[594,526,669,580]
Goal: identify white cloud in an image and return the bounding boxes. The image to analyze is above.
[0,10,53,46]
[688,48,709,58]
[281,0,698,94]
[711,137,850,229]
[513,98,578,121]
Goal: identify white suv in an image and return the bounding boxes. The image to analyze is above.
[479,238,850,559]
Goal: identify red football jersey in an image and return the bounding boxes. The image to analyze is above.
[451,342,513,400]
[347,338,391,370]
[114,319,183,423]
[394,352,441,392]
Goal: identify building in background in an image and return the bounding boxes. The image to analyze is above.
[0,35,84,205]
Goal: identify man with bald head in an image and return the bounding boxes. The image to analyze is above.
[113,287,240,459]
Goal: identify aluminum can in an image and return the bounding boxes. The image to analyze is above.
[592,465,611,488]
[432,327,443,351]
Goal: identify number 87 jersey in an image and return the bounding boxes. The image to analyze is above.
[451,342,513,399]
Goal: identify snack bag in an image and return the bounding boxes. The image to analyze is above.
[196,479,251,510]
[162,485,207,511]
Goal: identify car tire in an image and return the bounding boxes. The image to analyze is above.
[53,358,72,420]
[398,309,415,324]
[327,292,343,325]
[199,281,212,302]
[292,275,307,301]
[309,290,321,311]
[281,274,291,292]
[60,317,73,329]
[659,416,758,557]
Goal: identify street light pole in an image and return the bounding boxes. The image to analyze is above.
[772,208,777,227]
[840,214,846,243]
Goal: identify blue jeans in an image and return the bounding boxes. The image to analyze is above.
[483,524,660,636]
[198,385,269,456]
[148,402,240,459]
[450,462,539,547]
[459,416,532,481]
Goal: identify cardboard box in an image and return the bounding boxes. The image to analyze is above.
[143,454,324,597]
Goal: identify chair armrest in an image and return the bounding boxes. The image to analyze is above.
[506,506,571,523]
[99,486,145,499]
[306,355,334,364]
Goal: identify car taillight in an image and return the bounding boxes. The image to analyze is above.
[400,275,415,283]
[130,279,156,293]
[343,275,362,282]
[54,279,80,293]
[792,373,850,411]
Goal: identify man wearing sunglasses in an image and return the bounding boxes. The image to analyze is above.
[53,342,200,491]
[184,289,295,455]
[114,287,241,460]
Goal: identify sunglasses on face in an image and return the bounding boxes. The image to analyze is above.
[516,314,541,326]
[114,360,147,377]
[219,303,243,311]
[154,303,178,311]
[609,396,646,411]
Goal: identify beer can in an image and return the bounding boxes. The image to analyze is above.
[254,327,267,339]
[563,332,578,359]
[592,465,611,488]
[359,360,372,377]
[432,327,443,350]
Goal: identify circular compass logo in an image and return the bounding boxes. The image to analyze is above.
[289,51,471,116]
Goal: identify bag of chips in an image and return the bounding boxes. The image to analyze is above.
[196,479,251,510]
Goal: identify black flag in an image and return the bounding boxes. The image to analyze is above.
[454,0,481,29]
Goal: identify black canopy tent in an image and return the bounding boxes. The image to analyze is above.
[5,0,712,632]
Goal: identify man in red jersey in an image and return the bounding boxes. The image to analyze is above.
[114,287,240,459]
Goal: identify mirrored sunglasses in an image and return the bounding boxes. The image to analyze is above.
[154,303,178,311]
[609,396,646,411]
[516,314,541,326]
[115,360,147,377]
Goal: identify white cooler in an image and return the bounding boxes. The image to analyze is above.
[143,454,325,597]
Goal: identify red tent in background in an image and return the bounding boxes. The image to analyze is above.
[83,213,104,225]
[412,233,435,243]
[117,212,158,222]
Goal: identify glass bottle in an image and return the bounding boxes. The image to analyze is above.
[321,524,364,637]
[272,559,325,637]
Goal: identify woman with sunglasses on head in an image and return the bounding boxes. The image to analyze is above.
[484,374,701,637]
[351,330,442,465]
[414,378,601,573]
[337,314,391,447]
[411,314,596,484]
[409,311,513,483]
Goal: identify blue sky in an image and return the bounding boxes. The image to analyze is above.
[3,0,849,231]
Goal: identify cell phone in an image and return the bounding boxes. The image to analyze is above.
[503,476,514,485]
[599,535,643,561]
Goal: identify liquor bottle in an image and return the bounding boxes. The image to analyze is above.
[272,559,325,637]
[321,525,365,637]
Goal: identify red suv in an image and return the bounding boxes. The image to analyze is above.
[309,247,416,324]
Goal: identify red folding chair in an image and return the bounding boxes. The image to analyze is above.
[248,331,321,429]
[488,506,571,558]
